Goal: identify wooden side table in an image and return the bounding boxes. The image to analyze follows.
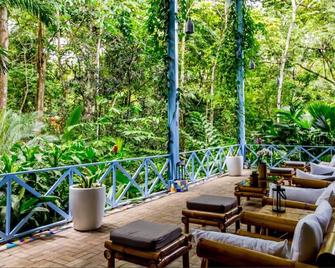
[242,205,312,235]
[234,183,268,206]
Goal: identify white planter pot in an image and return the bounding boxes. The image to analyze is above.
[69,185,106,231]
[226,156,243,176]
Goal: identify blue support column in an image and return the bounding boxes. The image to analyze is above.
[168,0,180,182]
[236,0,246,158]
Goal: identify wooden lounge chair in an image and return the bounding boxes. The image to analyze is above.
[196,209,335,267]
[264,177,334,212]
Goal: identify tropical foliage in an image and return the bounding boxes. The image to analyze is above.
[0,0,334,234]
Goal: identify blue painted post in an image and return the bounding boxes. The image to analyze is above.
[236,0,246,159]
[111,164,116,207]
[5,177,11,236]
[144,159,149,197]
[168,0,180,182]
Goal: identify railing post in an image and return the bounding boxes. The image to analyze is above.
[236,0,246,160]
[144,159,149,197]
[206,150,210,178]
[111,163,117,207]
[191,153,195,181]
[5,176,11,237]
[68,169,73,218]
[168,0,180,184]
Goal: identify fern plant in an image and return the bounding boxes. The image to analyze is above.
[0,109,39,156]
[187,112,221,148]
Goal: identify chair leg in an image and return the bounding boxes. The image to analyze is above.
[182,216,189,233]
[182,251,190,268]
[200,258,208,268]
[104,250,115,268]
[236,196,241,206]
[235,219,240,231]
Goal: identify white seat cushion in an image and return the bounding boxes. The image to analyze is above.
[315,182,335,205]
[296,169,335,181]
[192,229,289,258]
[310,163,335,175]
[290,214,323,263]
[269,183,324,204]
[314,200,333,233]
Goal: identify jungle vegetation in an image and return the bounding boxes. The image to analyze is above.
[0,0,334,171]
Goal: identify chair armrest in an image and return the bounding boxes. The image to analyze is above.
[262,197,317,211]
[317,232,335,267]
[236,229,284,242]
[196,238,314,267]
[241,211,297,234]
[293,177,330,188]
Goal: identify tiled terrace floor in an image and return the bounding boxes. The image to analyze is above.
[1,172,256,268]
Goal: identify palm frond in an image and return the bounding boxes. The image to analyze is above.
[4,0,55,26]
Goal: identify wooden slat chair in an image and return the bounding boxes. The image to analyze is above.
[264,177,334,211]
[196,211,335,267]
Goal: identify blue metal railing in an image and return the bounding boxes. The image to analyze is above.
[1,143,333,243]
[245,144,335,167]
[0,145,241,243]
[182,144,242,182]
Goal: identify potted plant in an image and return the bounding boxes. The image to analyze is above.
[69,172,106,231]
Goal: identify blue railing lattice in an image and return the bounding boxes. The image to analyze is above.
[0,154,170,243]
[245,144,335,167]
[1,144,334,243]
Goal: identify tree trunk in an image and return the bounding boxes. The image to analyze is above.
[20,50,29,112]
[0,7,8,110]
[95,26,102,139]
[277,0,297,112]
[36,21,46,117]
[209,58,217,126]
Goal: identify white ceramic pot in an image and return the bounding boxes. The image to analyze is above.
[69,185,106,231]
[226,156,243,176]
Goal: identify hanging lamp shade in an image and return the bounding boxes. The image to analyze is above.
[185,19,194,35]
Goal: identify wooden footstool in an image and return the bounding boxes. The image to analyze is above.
[182,195,241,233]
[284,161,307,171]
[104,220,192,268]
[268,167,295,185]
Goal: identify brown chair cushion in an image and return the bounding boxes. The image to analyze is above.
[284,161,306,167]
[110,220,182,251]
[186,195,237,213]
[269,167,294,174]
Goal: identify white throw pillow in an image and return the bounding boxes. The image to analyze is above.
[269,183,324,204]
[330,155,335,167]
[314,200,333,233]
[315,182,335,205]
[192,229,289,258]
[290,214,323,263]
[296,169,335,181]
[310,163,335,175]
